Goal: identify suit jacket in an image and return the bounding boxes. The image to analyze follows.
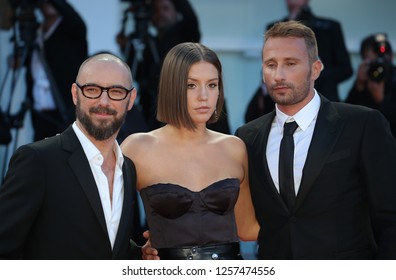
[0,126,140,259]
[26,0,88,126]
[266,6,353,101]
[236,95,396,259]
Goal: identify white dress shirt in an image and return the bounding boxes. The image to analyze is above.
[30,17,62,111]
[72,122,124,249]
[266,91,321,195]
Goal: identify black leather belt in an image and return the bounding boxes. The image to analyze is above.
[157,242,242,260]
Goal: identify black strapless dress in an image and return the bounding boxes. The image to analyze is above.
[140,178,242,260]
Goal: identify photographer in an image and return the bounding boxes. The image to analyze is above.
[116,0,200,131]
[345,34,396,139]
[22,0,87,141]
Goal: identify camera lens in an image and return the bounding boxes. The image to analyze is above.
[367,57,391,82]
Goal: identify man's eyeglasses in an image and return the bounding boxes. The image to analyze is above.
[75,83,133,101]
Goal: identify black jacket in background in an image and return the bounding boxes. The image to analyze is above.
[346,66,396,139]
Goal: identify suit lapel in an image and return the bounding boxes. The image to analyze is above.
[294,96,344,211]
[250,112,287,207]
[62,127,108,237]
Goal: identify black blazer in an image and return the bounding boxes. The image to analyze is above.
[26,0,88,125]
[236,95,396,259]
[0,126,139,259]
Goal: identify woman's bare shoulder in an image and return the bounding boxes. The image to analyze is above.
[211,131,246,148]
[209,131,247,158]
[120,130,160,157]
[122,132,151,146]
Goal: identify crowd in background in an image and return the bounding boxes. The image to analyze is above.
[0,0,395,260]
[0,0,395,146]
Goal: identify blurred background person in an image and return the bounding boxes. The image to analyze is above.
[345,33,396,139]
[244,74,274,123]
[116,0,201,132]
[116,0,230,134]
[265,0,353,102]
[0,0,87,182]
[25,0,87,141]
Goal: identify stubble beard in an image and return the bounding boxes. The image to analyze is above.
[268,70,312,106]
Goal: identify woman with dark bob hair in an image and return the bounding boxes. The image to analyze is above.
[121,42,258,260]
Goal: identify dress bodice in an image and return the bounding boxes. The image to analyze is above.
[140,178,240,248]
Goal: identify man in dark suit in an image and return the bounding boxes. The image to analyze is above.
[266,0,352,102]
[0,53,141,259]
[236,21,396,259]
[26,0,88,141]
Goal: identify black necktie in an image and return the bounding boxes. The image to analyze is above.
[279,121,298,210]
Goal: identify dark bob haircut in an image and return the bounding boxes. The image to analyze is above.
[156,42,225,130]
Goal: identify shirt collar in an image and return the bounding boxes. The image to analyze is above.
[72,122,124,168]
[275,90,321,132]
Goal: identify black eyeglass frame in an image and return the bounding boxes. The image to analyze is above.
[75,82,134,101]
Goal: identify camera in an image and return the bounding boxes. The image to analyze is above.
[367,34,393,82]
[121,0,153,28]
[119,0,154,45]
[8,0,43,46]
[368,57,392,82]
